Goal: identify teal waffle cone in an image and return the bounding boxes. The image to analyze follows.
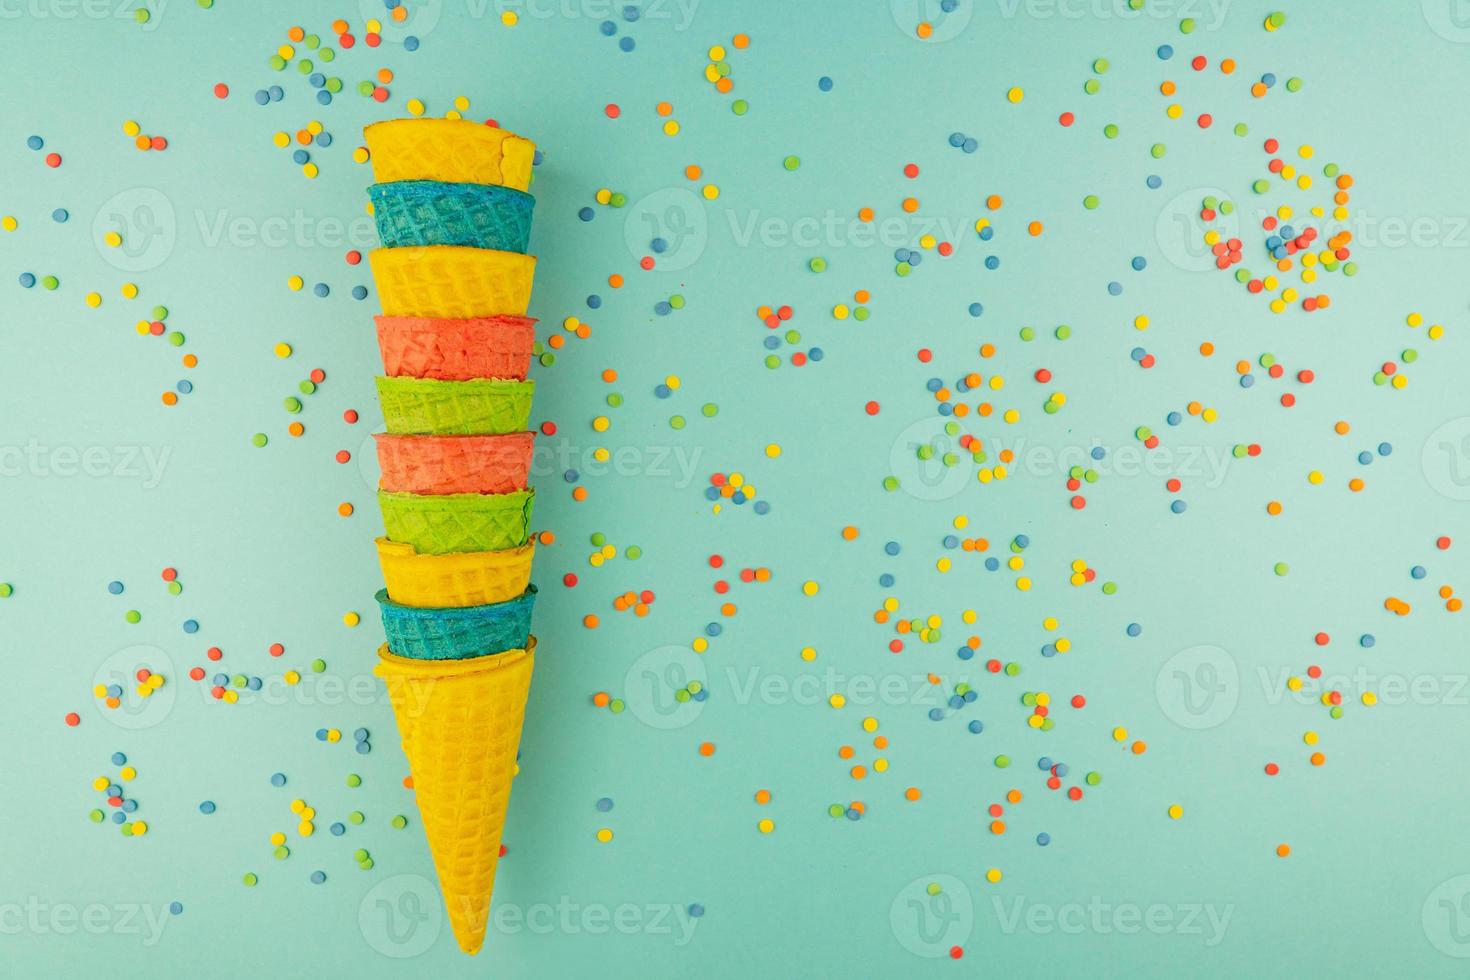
[369,180,535,252]
[376,586,537,660]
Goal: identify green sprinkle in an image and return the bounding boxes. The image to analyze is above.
[626,546,642,560]
[346,774,361,788]
[1274,562,1290,577]
[391,815,408,829]
[670,415,685,429]
[608,699,625,713]
[782,155,800,170]
[1083,194,1099,209]
[1103,124,1118,139]
[732,99,748,115]
[252,433,268,448]
[348,811,364,825]
[310,659,326,673]
[808,257,827,272]
[1151,143,1166,159]
[701,403,718,417]
[243,873,258,887]
[994,755,1011,768]
[125,610,141,623]
[283,397,302,413]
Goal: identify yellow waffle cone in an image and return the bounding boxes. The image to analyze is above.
[375,641,536,955]
[364,118,536,191]
[369,246,537,319]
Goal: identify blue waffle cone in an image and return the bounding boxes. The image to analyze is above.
[369,180,535,252]
[376,586,537,659]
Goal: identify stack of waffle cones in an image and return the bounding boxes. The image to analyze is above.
[363,118,541,956]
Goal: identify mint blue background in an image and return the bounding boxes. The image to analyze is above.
[4,0,1470,976]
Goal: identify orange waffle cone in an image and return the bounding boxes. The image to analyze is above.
[374,432,535,495]
[375,642,536,954]
[375,314,535,381]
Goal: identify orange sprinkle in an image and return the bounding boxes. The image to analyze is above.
[850,766,867,780]
[1027,221,1043,237]
[1131,740,1147,755]
[592,691,610,707]
[685,164,702,180]
[699,741,716,756]
[904,787,921,801]
[989,820,1006,835]
[854,289,870,303]
[601,369,618,383]
[731,33,749,48]
[656,101,673,116]
[160,391,178,406]
[841,525,859,540]
[337,502,353,517]
[1160,81,1176,95]
[288,422,305,437]
[572,486,588,502]
[985,194,1003,210]
[1199,342,1214,356]
[754,789,771,804]
[901,197,919,213]
[1276,844,1290,858]
[858,207,874,222]
[838,745,854,759]
[608,273,624,288]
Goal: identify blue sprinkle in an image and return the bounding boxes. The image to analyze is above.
[292,149,310,165]
[984,256,999,270]
[1038,757,1053,771]
[985,557,999,571]
[884,541,901,556]
[957,647,973,661]
[705,622,722,637]
[599,19,616,35]
[330,822,346,836]
[310,871,327,884]
[1054,763,1068,777]
[26,135,43,150]
[1126,623,1142,637]
[927,708,945,721]
[949,132,965,147]
[170,902,183,915]
[1170,499,1187,514]
[1240,374,1255,389]
[622,3,639,21]
[878,573,895,587]
[978,226,993,241]
[404,36,419,51]
[1358,451,1373,465]
[1360,634,1375,648]
[183,619,199,634]
[1036,833,1051,846]
[271,773,287,786]
[619,36,635,51]
[1377,442,1393,456]
[1412,566,1427,579]
[199,801,216,814]
[1157,44,1174,59]
[52,208,68,223]
[315,132,332,147]
[578,206,595,222]
[1130,347,1146,362]
[313,283,329,297]
[177,380,193,394]
[819,76,833,91]
[122,799,138,813]
[650,237,667,253]
[596,797,614,812]
[1014,535,1029,548]
[1167,411,1182,425]
[268,86,284,102]
[753,500,770,515]
[355,741,371,754]
[353,728,370,742]
[654,301,672,315]
[19,273,36,288]
[586,294,602,309]
[1107,281,1123,295]
[351,285,368,300]
[112,752,127,765]
[967,720,984,734]
[254,89,269,105]
[564,469,580,483]
[247,676,262,691]
[689,903,705,917]
[968,302,984,317]
[962,138,978,153]
[1262,72,1277,87]
[108,581,124,594]
[316,91,333,106]
[1131,256,1146,271]
[1146,175,1162,189]
[309,73,325,88]
[942,535,959,549]
[112,812,126,825]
